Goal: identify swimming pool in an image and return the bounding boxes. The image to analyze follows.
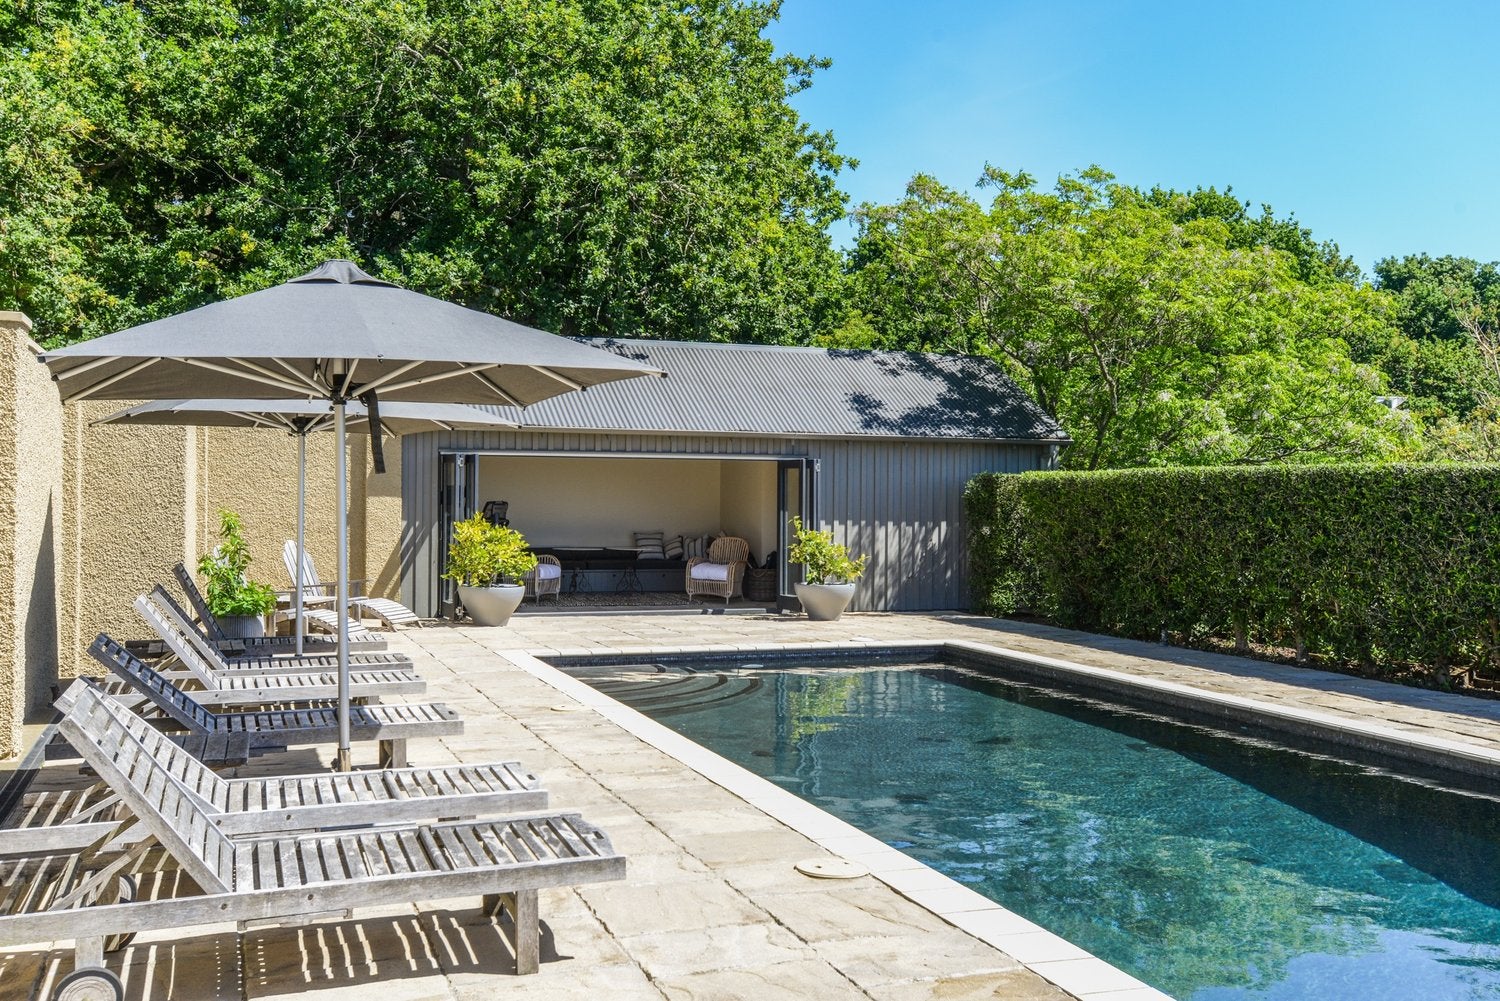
[567,654,1500,1001]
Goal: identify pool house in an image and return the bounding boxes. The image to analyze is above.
[400,339,1068,616]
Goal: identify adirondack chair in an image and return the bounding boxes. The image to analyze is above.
[0,684,623,998]
[145,586,414,674]
[92,635,462,768]
[173,562,388,653]
[134,591,426,705]
[284,540,422,629]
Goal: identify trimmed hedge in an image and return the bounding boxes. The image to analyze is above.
[965,465,1500,687]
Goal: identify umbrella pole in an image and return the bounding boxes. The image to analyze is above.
[335,401,352,772]
[296,433,306,657]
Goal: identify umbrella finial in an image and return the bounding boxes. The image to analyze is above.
[288,260,398,287]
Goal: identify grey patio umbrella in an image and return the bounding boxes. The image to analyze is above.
[93,399,519,656]
[41,260,666,770]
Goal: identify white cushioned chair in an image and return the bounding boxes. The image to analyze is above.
[685,536,749,605]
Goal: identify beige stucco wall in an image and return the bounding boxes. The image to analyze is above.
[0,313,406,756]
[719,459,777,564]
[0,314,64,757]
[55,414,402,684]
[475,453,778,560]
[477,455,727,547]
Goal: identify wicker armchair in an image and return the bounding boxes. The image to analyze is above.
[685,536,750,605]
[524,554,563,603]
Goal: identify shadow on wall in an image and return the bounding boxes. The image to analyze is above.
[844,351,1057,440]
[24,500,58,719]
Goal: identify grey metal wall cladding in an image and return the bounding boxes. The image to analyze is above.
[402,432,1056,615]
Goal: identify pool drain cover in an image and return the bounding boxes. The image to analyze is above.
[795,858,868,880]
[550,704,584,712]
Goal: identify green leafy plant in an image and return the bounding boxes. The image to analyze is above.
[965,465,1500,690]
[196,509,277,617]
[788,517,867,584]
[443,512,538,587]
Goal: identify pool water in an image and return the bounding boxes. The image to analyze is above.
[574,658,1500,1001]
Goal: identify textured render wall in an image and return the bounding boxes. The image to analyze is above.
[53,409,396,681]
[0,314,63,756]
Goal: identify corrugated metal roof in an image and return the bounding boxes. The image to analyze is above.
[488,339,1069,442]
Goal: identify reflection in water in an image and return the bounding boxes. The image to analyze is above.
[589,661,1500,1001]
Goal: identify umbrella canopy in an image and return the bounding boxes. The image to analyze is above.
[39,259,664,405]
[43,260,665,771]
[94,398,520,657]
[95,398,520,435]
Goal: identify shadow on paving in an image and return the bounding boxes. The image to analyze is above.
[2,909,571,1001]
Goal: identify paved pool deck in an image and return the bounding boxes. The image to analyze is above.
[5,610,1499,1001]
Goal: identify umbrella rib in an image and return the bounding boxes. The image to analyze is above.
[339,360,359,398]
[52,355,121,382]
[62,357,162,403]
[226,357,329,395]
[349,360,426,396]
[266,357,327,395]
[529,366,584,392]
[470,369,524,407]
[173,358,313,395]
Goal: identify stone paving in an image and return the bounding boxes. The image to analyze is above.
[4,609,1499,1001]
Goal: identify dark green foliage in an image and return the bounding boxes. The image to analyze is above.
[966,466,1500,687]
[0,0,849,347]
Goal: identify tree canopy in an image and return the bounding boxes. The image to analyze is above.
[846,168,1411,469]
[0,0,849,347]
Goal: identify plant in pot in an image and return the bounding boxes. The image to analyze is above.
[788,517,867,621]
[196,508,278,638]
[444,512,538,627]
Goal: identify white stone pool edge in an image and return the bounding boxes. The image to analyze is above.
[501,640,1173,1001]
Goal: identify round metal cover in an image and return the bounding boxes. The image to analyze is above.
[795,858,869,880]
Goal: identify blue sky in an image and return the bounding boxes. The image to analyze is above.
[764,0,1500,276]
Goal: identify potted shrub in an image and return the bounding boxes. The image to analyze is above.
[196,509,278,638]
[788,517,867,621]
[444,512,538,626]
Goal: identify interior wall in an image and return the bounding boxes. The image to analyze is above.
[719,460,777,564]
[477,456,726,547]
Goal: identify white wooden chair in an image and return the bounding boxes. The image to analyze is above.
[174,562,386,653]
[283,541,421,628]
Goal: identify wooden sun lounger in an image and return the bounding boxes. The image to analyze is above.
[173,562,389,653]
[41,680,547,840]
[0,686,623,997]
[137,590,423,704]
[91,635,462,768]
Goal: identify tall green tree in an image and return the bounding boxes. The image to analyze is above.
[1143,184,1362,287]
[0,0,849,347]
[849,168,1412,469]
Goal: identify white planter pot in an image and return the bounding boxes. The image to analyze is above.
[458,584,526,627]
[218,614,266,639]
[795,582,857,622]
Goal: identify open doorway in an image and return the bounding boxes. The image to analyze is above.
[437,452,811,612]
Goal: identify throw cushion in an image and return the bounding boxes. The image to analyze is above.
[689,562,731,581]
[534,563,562,580]
[683,535,703,559]
[633,530,666,559]
[664,535,685,559]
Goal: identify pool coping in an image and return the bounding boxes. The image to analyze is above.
[510,633,1500,1000]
